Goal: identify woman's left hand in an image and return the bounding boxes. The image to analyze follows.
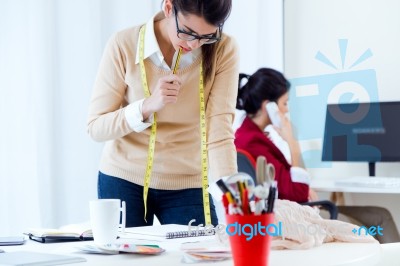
[274,112,294,142]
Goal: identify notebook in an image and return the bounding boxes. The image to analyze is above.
[123,224,216,239]
[0,251,86,266]
[24,222,93,243]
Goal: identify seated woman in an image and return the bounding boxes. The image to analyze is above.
[234,67,400,243]
[235,69,311,203]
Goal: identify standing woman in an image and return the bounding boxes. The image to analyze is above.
[87,0,238,227]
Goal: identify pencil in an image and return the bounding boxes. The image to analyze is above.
[216,179,230,194]
[172,48,182,74]
[222,194,229,214]
[267,186,276,213]
[225,192,235,205]
[242,188,250,215]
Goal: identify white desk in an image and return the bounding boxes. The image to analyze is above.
[1,238,382,266]
[311,177,400,194]
[311,177,400,236]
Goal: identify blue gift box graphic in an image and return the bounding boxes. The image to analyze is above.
[289,69,379,141]
[287,39,381,168]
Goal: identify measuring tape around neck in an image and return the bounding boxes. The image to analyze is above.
[138,26,211,225]
[198,60,211,225]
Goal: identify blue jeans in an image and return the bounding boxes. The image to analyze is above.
[97,172,218,227]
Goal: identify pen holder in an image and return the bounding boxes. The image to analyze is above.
[226,213,274,266]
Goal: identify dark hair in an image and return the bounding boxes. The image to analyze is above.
[236,68,290,115]
[172,0,232,82]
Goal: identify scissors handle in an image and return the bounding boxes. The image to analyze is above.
[256,156,267,185]
[266,163,275,183]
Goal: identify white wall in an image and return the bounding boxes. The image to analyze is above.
[227,0,284,130]
[0,0,159,235]
[283,0,400,229]
[50,0,159,228]
[284,0,400,173]
[226,0,283,73]
[0,0,283,235]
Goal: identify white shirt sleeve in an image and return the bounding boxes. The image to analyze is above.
[264,125,292,164]
[290,167,311,185]
[208,176,230,202]
[124,99,154,132]
[208,176,231,225]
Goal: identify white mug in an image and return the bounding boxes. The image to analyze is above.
[89,199,126,246]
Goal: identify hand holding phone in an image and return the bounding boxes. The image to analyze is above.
[265,102,282,128]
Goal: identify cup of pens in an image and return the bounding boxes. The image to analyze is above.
[217,172,277,266]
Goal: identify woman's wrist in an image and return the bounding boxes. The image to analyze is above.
[287,138,300,153]
[142,98,154,120]
[287,139,302,167]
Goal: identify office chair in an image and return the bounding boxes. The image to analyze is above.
[236,149,257,178]
[236,148,338,219]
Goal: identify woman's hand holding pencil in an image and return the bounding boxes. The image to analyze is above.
[142,48,183,118]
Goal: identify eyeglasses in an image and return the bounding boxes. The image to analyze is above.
[173,6,221,45]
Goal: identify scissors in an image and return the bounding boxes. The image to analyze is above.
[256,156,275,186]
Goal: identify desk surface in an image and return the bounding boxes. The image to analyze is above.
[1,237,382,266]
[311,177,400,194]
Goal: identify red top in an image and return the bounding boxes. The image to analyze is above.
[234,117,309,203]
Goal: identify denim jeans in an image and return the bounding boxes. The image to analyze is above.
[97,172,218,227]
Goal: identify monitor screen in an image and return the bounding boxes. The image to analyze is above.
[322,101,400,162]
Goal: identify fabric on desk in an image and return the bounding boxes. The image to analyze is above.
[271,200,377,250]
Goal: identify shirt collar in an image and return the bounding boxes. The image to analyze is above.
[135,12,165,65]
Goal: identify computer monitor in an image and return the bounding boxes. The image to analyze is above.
[321,101,400,176]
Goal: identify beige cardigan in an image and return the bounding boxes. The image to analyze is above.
[87,25,239,190]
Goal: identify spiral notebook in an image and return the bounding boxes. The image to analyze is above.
[123,224,216,239]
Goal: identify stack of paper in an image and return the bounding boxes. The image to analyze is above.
[180,239,232,263]
[75,243,165,255]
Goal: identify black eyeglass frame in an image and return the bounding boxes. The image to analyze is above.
[173,6,222,44]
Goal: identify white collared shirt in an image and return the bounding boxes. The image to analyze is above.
[126,12,201,132]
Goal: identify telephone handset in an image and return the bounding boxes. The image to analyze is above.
[265,102,282,128]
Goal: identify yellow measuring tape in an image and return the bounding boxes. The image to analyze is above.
[198,59,211,225]
[139,26,157,222]
[138,26,211,225]
[173,48,182,74]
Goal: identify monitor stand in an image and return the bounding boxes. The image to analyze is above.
[368,162,376,177]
